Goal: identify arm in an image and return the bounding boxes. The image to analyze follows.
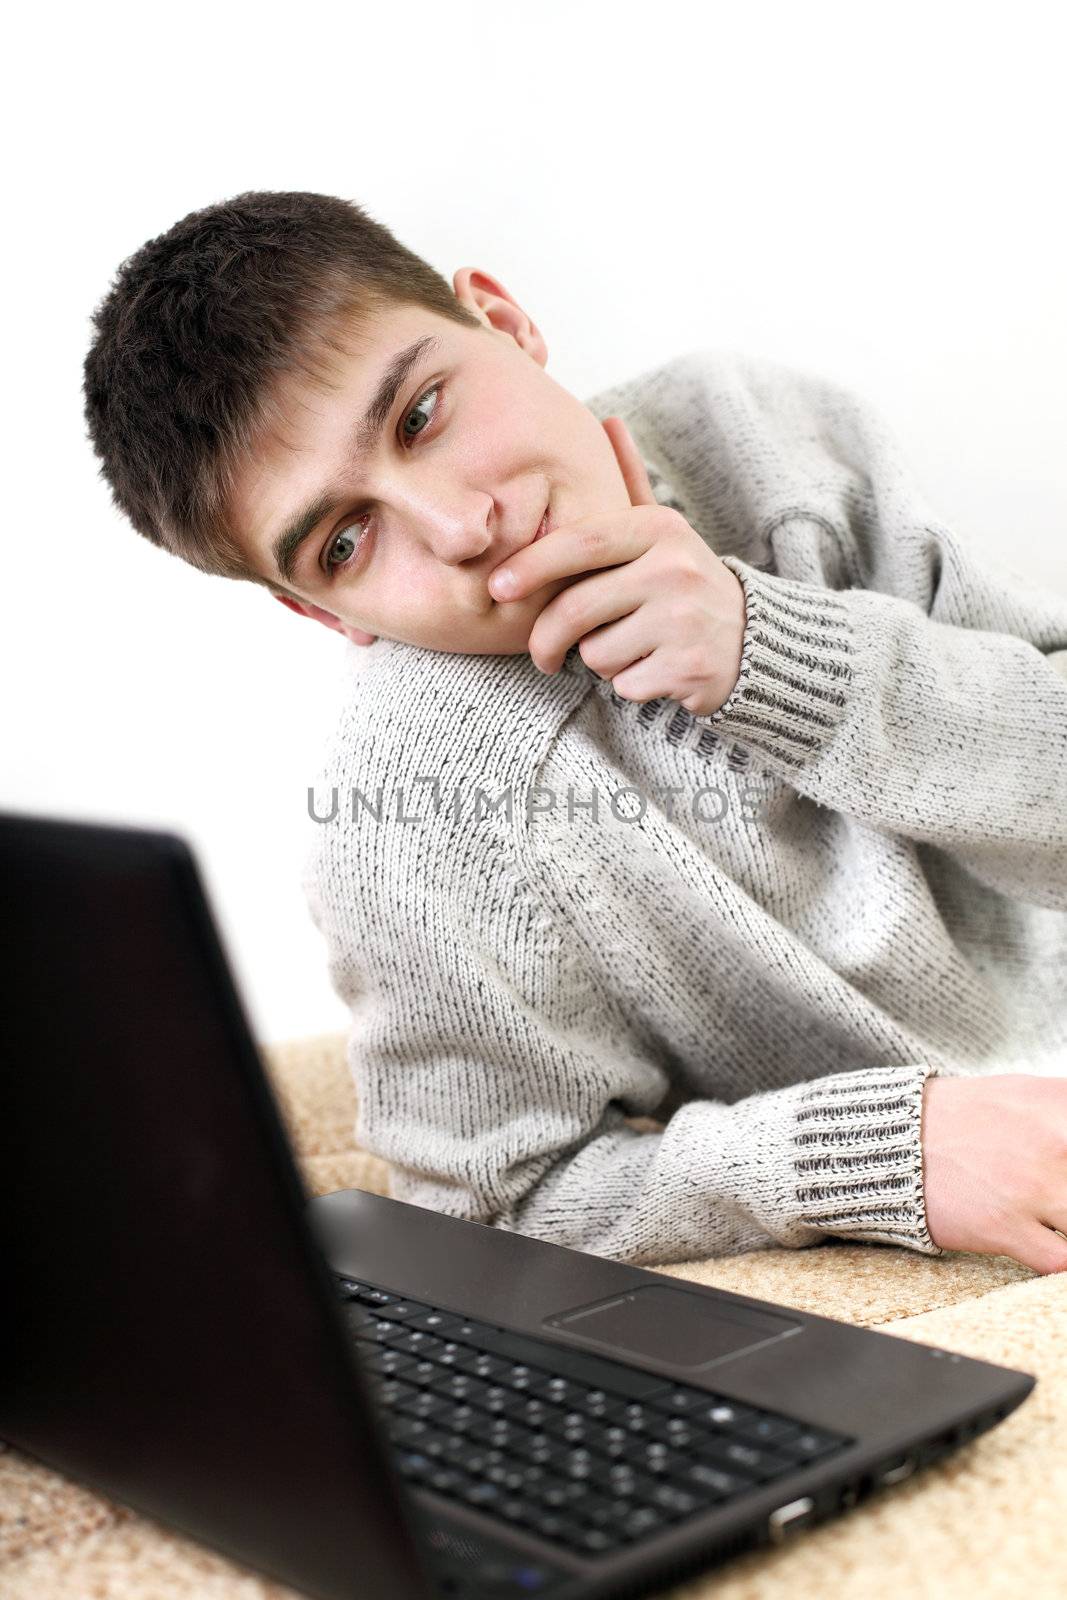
[694,389,1067,909]
[302,821,945,1266]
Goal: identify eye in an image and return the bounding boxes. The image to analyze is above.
[400,382,440,443]
[322,382,443,576]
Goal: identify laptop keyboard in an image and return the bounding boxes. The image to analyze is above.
[334,1275,852,1561]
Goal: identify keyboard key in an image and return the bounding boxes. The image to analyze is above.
[651,1482,705,1518]
[682,1461,757,1498]
[371,1299,424,1321]
[461,1479,504,1509]
[738,1415,803,1447]
[648,1386,723,1416]
[426,1370,484,1403]
[458,1351,514,1382]
[334,1280,394,1306]
[514,1433,566,1470]
[643,1414,695,1447]
[526,1374,581,1406]
[698,1437,795,1482]
[395,1389,455,1425]
[429,1466,466,1494]
[401,1360,438,1385]
[481,1386,515,1415]
[582,1390,614,1418]
[410,1427,453,1459]
[623,1505,670,1540]
[577,1490,627,1525]
[695,1399,762,1431]
[541,1409,594,1444]
[537,1479,591,1511]
[574,1527,615,1554]
[405,1308,466,1335]
[606,1463,638,1493]
[524,1510,569,1542]
[778,1428,846,1463]
[513,1397,551,1429]
[623,1438,674,1475]
[562,1448,595,1479]
[491,1461,545,1494]
[375,1320,420,1348]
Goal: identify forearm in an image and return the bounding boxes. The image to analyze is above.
[700,554,1067,907]
[488,1061,944,1266]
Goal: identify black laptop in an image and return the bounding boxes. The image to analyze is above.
[0,810,1036,1600]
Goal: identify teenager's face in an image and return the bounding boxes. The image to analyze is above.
[227,271,634,653]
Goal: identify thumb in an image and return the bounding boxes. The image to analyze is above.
[602,416,657,507]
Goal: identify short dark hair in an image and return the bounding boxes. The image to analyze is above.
[82,190,485,597]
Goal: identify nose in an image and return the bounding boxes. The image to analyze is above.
[415,496,495,567]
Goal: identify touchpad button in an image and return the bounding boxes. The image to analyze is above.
[543,1285,800,1368]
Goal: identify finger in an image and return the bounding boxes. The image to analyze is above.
[1007,1221,1067,1275]
[488,503,662,602]
[528,570,660,676]
[571,608,661,682]
[602,416,658,507]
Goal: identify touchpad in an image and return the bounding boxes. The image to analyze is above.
[543,1285,800,1369]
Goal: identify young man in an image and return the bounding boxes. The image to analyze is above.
[84,190,1067,1277]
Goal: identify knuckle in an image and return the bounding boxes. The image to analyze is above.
[526,629,551,674]
[654,504,687,536]
[1027,1234,1067,1276]
[610,672,637,701]
[681,643,709,682]
[578,634,607,671]
[579,525,609,557]
[553,588,585,630]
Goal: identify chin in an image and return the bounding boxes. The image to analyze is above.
[476,615,540,656]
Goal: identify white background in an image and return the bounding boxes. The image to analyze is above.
[4,0,1065,1045]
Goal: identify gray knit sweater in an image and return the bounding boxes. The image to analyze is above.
[301,348,1067,1267]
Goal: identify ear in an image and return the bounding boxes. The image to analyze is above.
[272,593,378,647]
[452,266,547,366]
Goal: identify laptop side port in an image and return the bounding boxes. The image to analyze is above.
[835,1456,915,1516]
[918,1429,958,1465]
[767,1496,816,1544]
[837,1476,872,1511]
[876,1456,916,1486]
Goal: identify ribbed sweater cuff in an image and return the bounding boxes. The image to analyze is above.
[787,1061,944,1255]
[693,556,855,770]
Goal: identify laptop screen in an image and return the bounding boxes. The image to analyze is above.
[0,811,430,1600]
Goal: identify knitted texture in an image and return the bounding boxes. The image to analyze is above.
[301,348,1067,1268]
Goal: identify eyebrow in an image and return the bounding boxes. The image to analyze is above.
[268,333,441,586]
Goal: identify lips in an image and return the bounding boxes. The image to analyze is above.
[492,503,551,597]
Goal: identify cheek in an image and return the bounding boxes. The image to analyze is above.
[464,377,555,467]
[455,387,506,458]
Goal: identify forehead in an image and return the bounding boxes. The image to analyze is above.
[226,303,459,570]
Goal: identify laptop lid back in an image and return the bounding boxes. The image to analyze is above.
[0,810,431,1600]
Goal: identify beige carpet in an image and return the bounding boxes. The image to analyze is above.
[2,1031,1064,1599]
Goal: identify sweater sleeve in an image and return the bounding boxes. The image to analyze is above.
[691,390,1067,909]
[302,820,946,1267]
